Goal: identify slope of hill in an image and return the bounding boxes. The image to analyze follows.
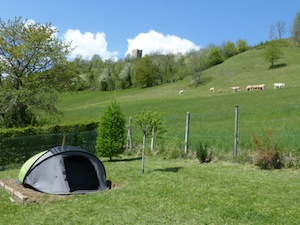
[58,47,300,154]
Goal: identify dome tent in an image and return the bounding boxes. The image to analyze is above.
[18,146,110,194]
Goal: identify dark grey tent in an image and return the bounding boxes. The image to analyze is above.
[18,146,110,194]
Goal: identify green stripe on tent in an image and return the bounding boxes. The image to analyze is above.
[18,150,48,183]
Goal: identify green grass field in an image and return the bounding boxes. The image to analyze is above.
[58,47,300,156]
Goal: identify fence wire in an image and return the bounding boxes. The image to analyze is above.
[1,108,299,167]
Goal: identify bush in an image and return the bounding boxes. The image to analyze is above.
[249,128,283,169]
[96,100,126,160]
[160,137,184,159]
[0,121,99,168]
[195,141,212,163]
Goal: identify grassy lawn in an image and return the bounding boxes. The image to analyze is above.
[1,157,300,224]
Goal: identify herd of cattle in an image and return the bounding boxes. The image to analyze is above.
[209,82,285,93]
[178,83,285,95]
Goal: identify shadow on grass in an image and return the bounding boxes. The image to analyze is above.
[269,63,287,69]
[154,167,183,173]
[103,157,142,162]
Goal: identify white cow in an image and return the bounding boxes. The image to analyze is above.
[209,87,215,93]
[179,90,184,95]
[274,83,285,89]
[230,86,240,92]
[246,84,265,91]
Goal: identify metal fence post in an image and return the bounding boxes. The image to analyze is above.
[185,111,190,154]
[234,106,239,161]
[127,117,132,150]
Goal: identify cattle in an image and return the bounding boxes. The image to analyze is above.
[246,84,265,91]
[246,85,252,91]
[274,83,285,89]
[179,90,184,95]
[209,87,215,93]
[230,86,240,92]
[217,89,223,93]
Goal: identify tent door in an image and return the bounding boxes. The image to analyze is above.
[63,155,100,192]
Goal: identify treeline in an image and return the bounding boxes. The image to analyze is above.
[71,40,249,91]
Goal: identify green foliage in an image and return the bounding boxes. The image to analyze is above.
[96,100,126,160]
[0,17,74,127]
[186,50,209,86]
[195,141,211,163]
[263,41,284,68]
[250,128,283,169]
[0,121,99,168]
[160,136,184,159]
[222,41,237,59]
[134,56,158,87]
[292,11,300,45]
[236,39,249,53]
[134,107,165,137]
[208,47,224,67]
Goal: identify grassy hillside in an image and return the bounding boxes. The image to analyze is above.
[58,47,300,155]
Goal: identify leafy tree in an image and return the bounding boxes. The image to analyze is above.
[236,39,249,53]
[133,56,157,87]
[222,41,236,59]
[0,17,74,127]
[134,107,165,173]
[263,42,283,68]
[96,100,126,160]
[117,63,132,89]
[208,47,223,67]
[186,50,208,86]
[292,12,300,45]
[87,54,103,87]
[134,107,165,138]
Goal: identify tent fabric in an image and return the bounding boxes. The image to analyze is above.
[18,146,110,194]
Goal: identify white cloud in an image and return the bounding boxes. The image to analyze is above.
[126,30,201,56]
[63,29,118,60]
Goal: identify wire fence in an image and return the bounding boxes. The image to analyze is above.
[0,130,97,168]
[1,107,299,167]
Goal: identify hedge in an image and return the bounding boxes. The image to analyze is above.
[0,121,99,168]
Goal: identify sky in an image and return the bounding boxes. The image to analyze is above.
[1,0,299,60]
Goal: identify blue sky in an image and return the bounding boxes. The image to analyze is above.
[1,0,299,60]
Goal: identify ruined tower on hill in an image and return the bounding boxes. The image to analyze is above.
[131,49,143,58]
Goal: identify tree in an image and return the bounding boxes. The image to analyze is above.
[208,47,223,67]
[133,56,157,87]
[292,12,300,45]
[186,50,208,86]
[222,41,236,59]
[0,17,75,127]
[134,107,165,173]
[96,100,126,160]
[236,39,249,53]
[263,42,283,68]
[269,21,287,40]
